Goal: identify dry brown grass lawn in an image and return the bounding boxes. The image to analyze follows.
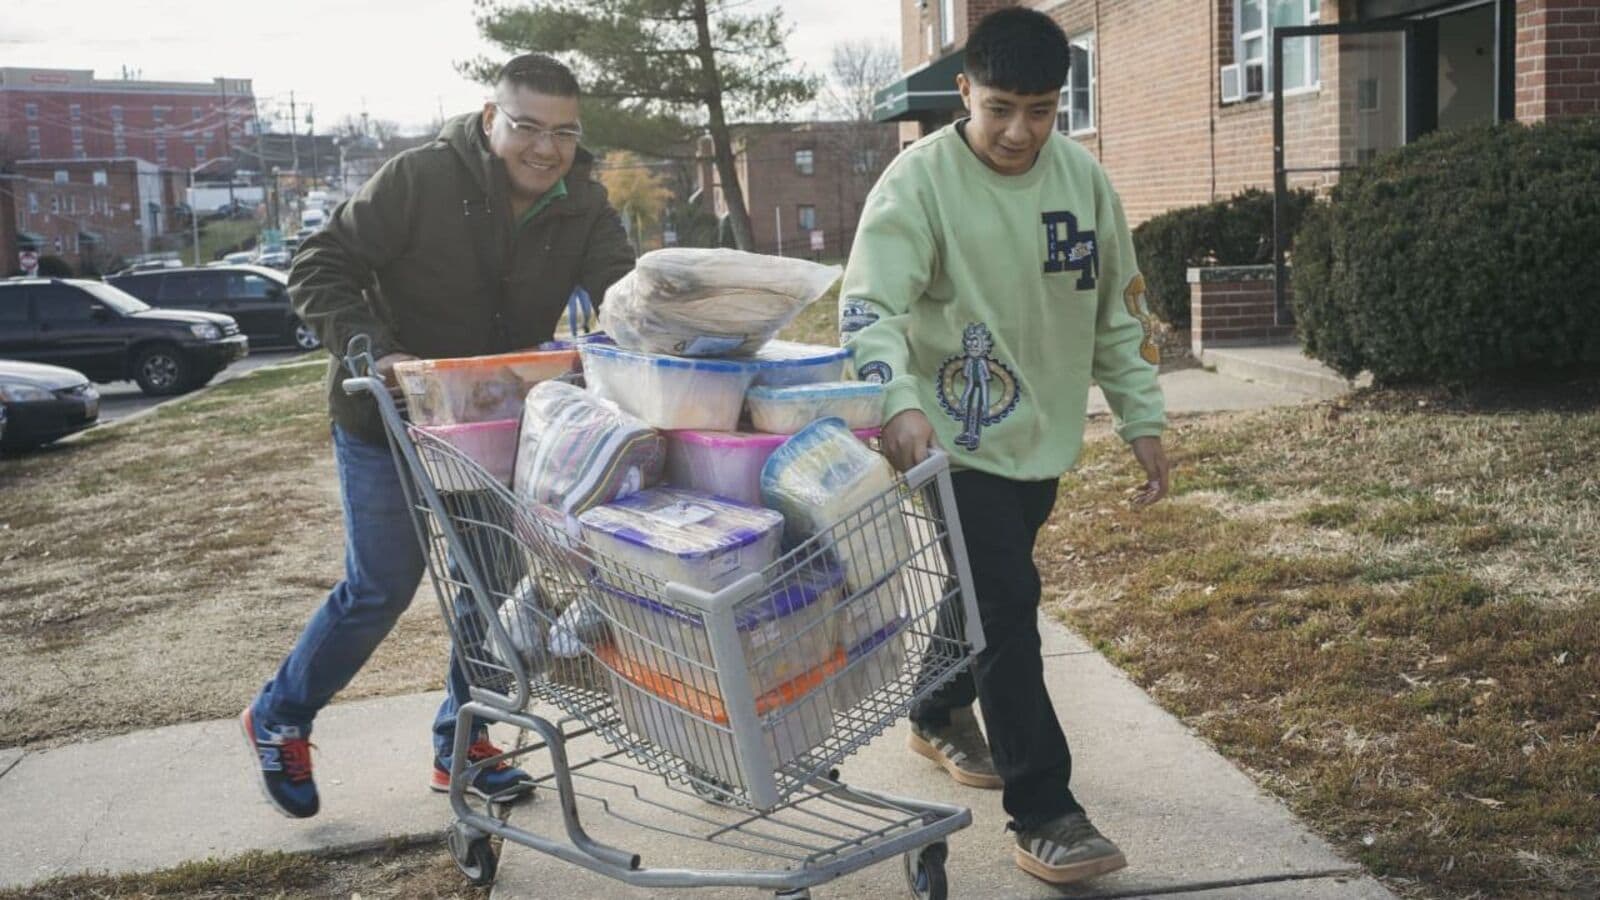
[0,840,487,900]
[1047,388,1600,899]
[0,362,452,750]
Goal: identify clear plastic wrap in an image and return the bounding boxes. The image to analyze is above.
[749,340,852,386]
[665,427,880,506]
[829,617,909,712]
[578,487,785,593]
[579,343,760,431]
[599,249,841,357]
[414,418,520,489]
[759,417,912,593]
[512,380,664,516]
[394,349,579,426]
[491,576,551,674]
[745,382,884,434]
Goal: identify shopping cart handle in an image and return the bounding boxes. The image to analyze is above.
[901,449,951,490]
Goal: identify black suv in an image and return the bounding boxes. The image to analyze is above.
[108,265,320,351]
[0,278,247,395]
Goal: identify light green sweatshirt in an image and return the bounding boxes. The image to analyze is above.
[839,122,1166,481]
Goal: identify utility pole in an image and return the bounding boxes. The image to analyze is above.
[220,79,236,206]
[307,105,319,190]
[288,91,300,176]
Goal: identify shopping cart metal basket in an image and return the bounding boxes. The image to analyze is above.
[344,342,986,899]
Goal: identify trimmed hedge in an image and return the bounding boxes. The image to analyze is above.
[1292,119,1600,384]
[1132,187,1314,326]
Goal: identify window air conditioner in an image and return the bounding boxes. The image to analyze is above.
[1220,64,1243,103]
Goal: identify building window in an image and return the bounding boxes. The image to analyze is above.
[192,106,203,124]
[794,148,815,176]
[70,103,82,120]
[27,193,38,214]
[54,170,69,184]
[851,149,879,174]
[25,102,38,120]
[1237,0,1320,94]
[797,205,817,232]
[194,145,207,163]
[152,107,167,125]
[155,139,167,164]
[50,196,60,214]
[114,139,127,156]
[68,196,78,214]
[1057,33,1096,135]
[939,0,955,48]
[110,105,123,122]
[26,126,40,156]
[93,170,107,186]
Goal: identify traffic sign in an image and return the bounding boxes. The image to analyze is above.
[18,250,38,276]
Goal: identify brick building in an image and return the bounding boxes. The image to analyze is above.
[877,0,1600,225]
[0,68,255,173]
[6,158,186,272]
[697,121,900,257]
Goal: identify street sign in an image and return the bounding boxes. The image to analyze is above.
[810,230,825,252]
[18,250,38,276]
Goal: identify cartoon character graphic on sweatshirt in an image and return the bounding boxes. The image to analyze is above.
[938,322,1020,451]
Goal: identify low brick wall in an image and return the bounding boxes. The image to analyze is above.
[1188,265,1295,355]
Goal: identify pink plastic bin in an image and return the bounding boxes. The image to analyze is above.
[413,418,520,489]
[665,427,878,506]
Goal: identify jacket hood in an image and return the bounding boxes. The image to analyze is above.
[438,112,597,198]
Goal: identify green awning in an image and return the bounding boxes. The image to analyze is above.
[873,51,965,122]
[16,230,45,251]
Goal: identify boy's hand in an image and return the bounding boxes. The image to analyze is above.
[882,409,938,473]
[1129,436,1170,506]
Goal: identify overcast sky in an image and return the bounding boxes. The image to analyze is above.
[0,0,901,134]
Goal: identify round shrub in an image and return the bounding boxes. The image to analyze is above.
[1291,119,1600,384]
[1133,187,1314,326]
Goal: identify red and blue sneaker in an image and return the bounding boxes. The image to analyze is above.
[240,706,319,818]
[430,736,536,801]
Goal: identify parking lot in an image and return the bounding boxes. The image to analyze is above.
[94,348,308,425]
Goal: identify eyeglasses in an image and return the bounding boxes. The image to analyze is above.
[494,105,582,148]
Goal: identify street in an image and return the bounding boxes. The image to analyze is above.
[95,349,308,425]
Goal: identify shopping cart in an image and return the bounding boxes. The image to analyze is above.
[344,342,985,899]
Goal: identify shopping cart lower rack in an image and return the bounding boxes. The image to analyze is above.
[345,350,986,899]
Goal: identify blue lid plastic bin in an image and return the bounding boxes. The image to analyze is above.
[579,343,762,431]
[745,381,884,434]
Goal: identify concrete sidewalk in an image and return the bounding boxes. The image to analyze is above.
[0,614,1393,899]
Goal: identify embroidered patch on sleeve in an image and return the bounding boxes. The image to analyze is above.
[935,322,1020,452]
[1123,273,1160,366]
[839,298,880,339]
[858,361,893,384]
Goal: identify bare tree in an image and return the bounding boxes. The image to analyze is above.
[821,40,901,123]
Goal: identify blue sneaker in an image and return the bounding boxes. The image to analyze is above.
[431,735,536,801]
[240,707,319,818]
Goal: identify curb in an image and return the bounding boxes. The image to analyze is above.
[1199,346,1368,400]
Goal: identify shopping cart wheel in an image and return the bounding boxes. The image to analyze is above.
[903,841,948,900]
[446,823,498,886]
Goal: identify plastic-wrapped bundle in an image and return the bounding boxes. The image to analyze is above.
[578,487,785,594]
[491,576,551,674]
[599,249,841,357]
[580,343,761,431]
[394,349,579,426]
[512,380,664,516]
[749,341,852,386]
[745,382,884,434]
[759,417,911,593]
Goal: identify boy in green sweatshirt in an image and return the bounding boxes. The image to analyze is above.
[839,7,1169,886]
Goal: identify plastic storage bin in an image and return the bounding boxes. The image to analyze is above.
[749,341,852,387]
[414,418,520,490]
[395,349,579,426]
[833,571,905,651]
[594,571,840,699]
[665,427,880,507]
[598,643,839,790]
[580,344,761,431]
[829,617,909,712]
[578,487,785,594]
[745,382,884,434]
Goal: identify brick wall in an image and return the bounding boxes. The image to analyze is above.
[1188,265,1294,354]
[1517,0,1600,121]
[0,177,16,272]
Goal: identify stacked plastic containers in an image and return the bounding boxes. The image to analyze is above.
[396,348,579,489]
[665,428,880,507]
[580,343,762,432]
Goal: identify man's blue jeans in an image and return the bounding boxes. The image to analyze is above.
[252,424,476,758]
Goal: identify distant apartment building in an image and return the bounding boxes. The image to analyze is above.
[875,0,1600,224]
[697,120,900,257]
[0,67,255,172]
[7,158,186,271]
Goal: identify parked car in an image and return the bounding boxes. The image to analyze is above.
[253,245,293,270]
[0,278,246,396]
[107,265,319,351]
[0,359,100,449]
[222,251,256,265]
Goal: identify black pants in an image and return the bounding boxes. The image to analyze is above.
[910,469,1082,829]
